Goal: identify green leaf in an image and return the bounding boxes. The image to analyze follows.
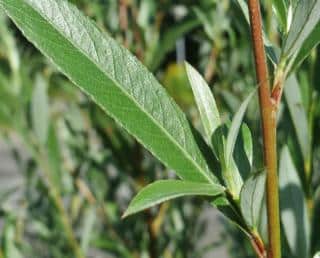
[279,146,310,258]
[1,0,217,184]
[234,124,253,180]
[4,220,23,258]
[284,75,310,162]
[47,125,62,190]
[284,0,320,58]
[31,73,49,144]
[185,62,221,142]
[240,170,266,229]
[81,208,96,253]
[272,0,288,32]
[225,90,255,168]
[292,23,320,70]
[240,124,253,167]
[123,180,225,218]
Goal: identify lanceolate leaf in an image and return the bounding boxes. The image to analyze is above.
[279,146,310,258]
[233,124,253,180]
[272,0,288,32]
[185,63,221,142]
[284,75,310,162]
[123,180,225,218]
[240,171,266,229]
[284,0,320,58]
[0,0,217,184]
[292,23,320,70]
[31,73,49,144]
[225,90,255,168]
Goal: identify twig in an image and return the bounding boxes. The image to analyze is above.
[248,1,281,258]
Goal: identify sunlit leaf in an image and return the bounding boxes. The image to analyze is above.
[225,90,255,168]
[0,0,217,184]
[185,62,221,142]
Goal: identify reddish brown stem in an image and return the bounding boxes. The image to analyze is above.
[248,1,281,258]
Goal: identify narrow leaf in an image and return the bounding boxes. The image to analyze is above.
[240,171,266,229]
[1,0,217,184]
[185,63,221,141]
[31,73,49,144]
[292,23,320,70]
[279,146,310,258]
[272,0,288,31]
[123,180,225,218]
[225,90,255,167]
[284,75,310,162]
[234,124,253,180]
[284,0,320,58]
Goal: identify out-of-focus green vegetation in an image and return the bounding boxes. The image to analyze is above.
[0,1,319,258]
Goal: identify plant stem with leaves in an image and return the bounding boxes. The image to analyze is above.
[248,0,281,257]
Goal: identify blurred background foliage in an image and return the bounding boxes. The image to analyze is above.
[0,0,319,257]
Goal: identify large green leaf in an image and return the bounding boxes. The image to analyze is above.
[284,0,320,58]
[279,146,310,258]
[284,75,310,162]
[240,171,266,229]
[185,63,221,142]
[0,0,217,184]
[123,180,225,218]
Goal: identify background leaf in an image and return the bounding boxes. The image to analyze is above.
[31,73,49,144]
[279,146,310,258]
[284,75,310,163]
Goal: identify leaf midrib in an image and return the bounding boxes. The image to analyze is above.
[15,0,215,184]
